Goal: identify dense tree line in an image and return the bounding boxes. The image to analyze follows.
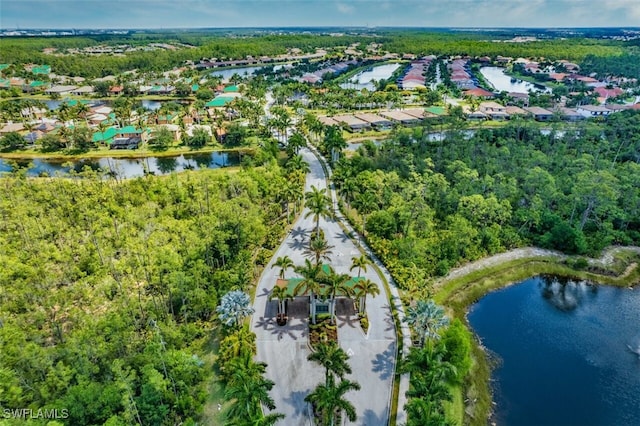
[333,112,640,291]
[580,50,640,79]
[0,32,627,79]
[380,33,624,61]
[0,157,300,425]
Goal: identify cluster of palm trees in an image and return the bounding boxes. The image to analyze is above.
[270,250,378,326]
[401,300,457,426]
[305,341,360,426]
[216,293,285,425]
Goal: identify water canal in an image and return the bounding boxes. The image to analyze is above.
[0,151,240,178]
[480,66,551,94]
[340,63,401,91]
[468,275,640,426]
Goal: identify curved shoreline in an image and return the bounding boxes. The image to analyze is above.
[0,146,255,161]
[433,245,640,425]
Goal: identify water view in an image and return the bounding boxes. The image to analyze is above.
[43,99,177,111]
[340,63,401,91]
[480,66,551,94]
[468,276,640,426]
[0,151,240,178]
[209,64,284,81]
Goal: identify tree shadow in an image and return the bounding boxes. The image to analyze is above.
[291,226,309,240]
[334,230,353,244]
[372,341,396,381]
[382,305,395,332]
[361,408,387,426]
[254,316,274,331]
[271,321,306,340]
[287,238,306,251]
[336,298,358,329]
[283,389,312,418]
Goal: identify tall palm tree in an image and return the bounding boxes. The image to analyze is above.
[285,154,311,174]
[286,131,307,156]
[293,259,325,325]
[271,255,294,279]
[224,351,267,385]
[349,255,370,278]
[320,266,353,325]
[353,278,380,315]
[225,374,277,423]
[303,236,334,266]
[304,185,332,236]
[269,285,290,318]
[323,125,347,164]
[227,412,286,426]
[353,191,378,237]
[308,341,352,386]
[404,300,449,348]
[304,375,360,426]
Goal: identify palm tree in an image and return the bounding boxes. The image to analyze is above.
[271,255,294,279]
[304,185,332,236]
[225,374,277,423]
[323,125,347,164]
[319,266,353,325]
[224,351,267,385]
[285,154,311,174]
[216,290,255,328]
[304,375,360,426]
[353,278,380,315]
[286,131,307,156]
[349,255,370,278]
[227,412,286,426]
[269,285,290,319]
[293,259,325,325]
[308,341,352,386]
[303,236,334,266]
[404,300,449,348]
[353,191,378,237]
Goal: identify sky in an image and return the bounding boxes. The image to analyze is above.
[1,0,640,29]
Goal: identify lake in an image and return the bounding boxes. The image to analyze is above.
[340,63,401,91]
[468,276,640,426]
[480,66,551,94]
[0,151,240,178]
[209,64,284,81]
[44,99,178,111]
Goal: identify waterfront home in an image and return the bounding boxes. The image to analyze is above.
[380,110,421,125]
[354,113,393,130]
[332,114,371,132]
[576,105,612,118]
[524,106,554,121]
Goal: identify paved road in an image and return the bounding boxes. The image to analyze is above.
[251,147,397,425]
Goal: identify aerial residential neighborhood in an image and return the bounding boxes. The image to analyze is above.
[1,2,640,426]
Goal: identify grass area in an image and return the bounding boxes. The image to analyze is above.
[432,248,640,425]
[200,334,232,425]
[444,383,464,426]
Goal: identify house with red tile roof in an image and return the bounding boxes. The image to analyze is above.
[593,87,624,99]
[463,87,495,99]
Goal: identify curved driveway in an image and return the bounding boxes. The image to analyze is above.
[251,147,398,425]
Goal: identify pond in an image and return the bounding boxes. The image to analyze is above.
[340,63,401,91]
[209,64,284,81]
[0,151,241,179]
[480,66,551,94]
[43,99,179,111]
[468,276,640,426]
